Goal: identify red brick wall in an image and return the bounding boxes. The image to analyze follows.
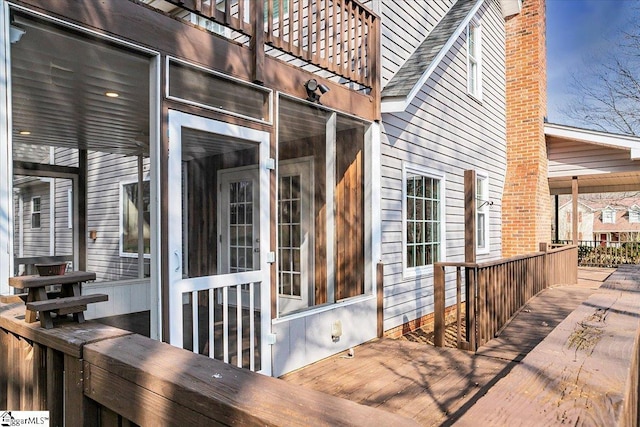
[502,0,551,256]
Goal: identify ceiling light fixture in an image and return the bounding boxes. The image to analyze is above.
[105,91,119,98]
[304,79,330,104]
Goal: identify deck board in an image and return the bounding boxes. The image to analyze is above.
[282,338,515,426]
[281,267,614,426]
[475,267,610,361]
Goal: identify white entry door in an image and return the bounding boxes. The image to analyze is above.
[218,167,260,308]
[278,158,314,315]
[218,167,260,275]
[167,110,271,374]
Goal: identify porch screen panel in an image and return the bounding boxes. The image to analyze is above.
[335,115,365,300]
[10,10,155,283]
[278,98,329,311]
[180,128,260,279]
[277,97,369,315]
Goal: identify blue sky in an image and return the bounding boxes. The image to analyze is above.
[546,0,638,125]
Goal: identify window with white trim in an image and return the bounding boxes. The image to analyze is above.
[467,21,482,99]
[67,189,73,229]
[404,165,444,274]
[31,196,41,229]
[629,207,640,223]
[602,207,615,224]
[476,172,490,254]
[120,180,151,257]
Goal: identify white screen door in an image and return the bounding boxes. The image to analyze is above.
[167,110,271,374]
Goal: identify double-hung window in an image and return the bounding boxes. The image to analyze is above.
[476,172,489,254]
[629,207,640,223]
[120,180,151,257]
[31,196,41,229]
[404,165,445,275]
[467,21,482,100]
[602,207,615,224]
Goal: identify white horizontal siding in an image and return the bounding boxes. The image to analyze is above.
[86,151,150,282]
[380,0,455,87]
[53,177,73,257]
[18,182,51,257]
[380,0,507,331]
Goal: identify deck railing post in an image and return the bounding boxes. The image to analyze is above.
[467,267,477,351]
[434,263,445,347]
[0,329,7,409]
[540,242,549,290]
[251,0,264,83]
[65,354,99,427]
[47,348,64,427]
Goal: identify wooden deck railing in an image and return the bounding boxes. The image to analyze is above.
[554,239,640,267]
[0,302,412,426]
[164,0,379,89]
[434,244,578,351]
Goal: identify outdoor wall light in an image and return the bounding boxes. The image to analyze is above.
[10,24,25,44]
[89,230,97,241]
[304,79,330,104]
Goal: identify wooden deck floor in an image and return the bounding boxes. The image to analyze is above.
[476,266,613,361]
[281,267,614,426]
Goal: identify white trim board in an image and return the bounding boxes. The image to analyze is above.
[546,123,640,160]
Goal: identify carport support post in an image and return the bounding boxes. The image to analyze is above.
[572,177,578,245]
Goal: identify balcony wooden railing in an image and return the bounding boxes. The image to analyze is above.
[434,244,578,351]
[0,302,412,426]
[165,0,379,89]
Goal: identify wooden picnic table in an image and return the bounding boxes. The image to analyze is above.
[8,271,107,329]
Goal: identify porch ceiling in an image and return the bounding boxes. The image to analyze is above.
[10,11,151,157]
[549,172,640,195]
[546,123,640,195]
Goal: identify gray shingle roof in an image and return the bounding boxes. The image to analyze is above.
[381,0,478,100]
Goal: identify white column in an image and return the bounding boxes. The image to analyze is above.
[0,1,12,290]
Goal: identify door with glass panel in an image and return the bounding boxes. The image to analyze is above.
[168,111,271,374]
[218,167,260,308]
[278,158,314,314]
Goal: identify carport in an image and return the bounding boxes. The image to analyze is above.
[546,123,640,243]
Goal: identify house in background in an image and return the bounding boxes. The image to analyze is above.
[0,0,527,377]
[556,199,594,242]
[556,195,640,245]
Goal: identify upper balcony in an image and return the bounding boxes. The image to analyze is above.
[158,0,380,94]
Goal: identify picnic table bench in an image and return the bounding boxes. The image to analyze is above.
[7,271,108,329]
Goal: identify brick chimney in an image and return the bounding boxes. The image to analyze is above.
[502,0,551,256]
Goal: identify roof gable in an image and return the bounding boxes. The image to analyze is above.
[381,0,484,113]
